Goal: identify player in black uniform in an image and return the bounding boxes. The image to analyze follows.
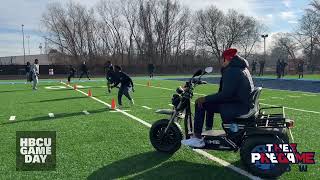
[68,65,76,83]
[105,61,115,93]
[111,65,134,107]
[79,61,90,80]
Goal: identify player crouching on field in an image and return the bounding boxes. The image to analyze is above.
[111,66,135,108]
[181,48,254,148]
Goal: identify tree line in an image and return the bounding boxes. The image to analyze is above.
[271,0,320,72]
[42,0,263,67]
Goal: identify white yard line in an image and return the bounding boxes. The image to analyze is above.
[142,106,152,110]
[287,95,301,98]
[135,84,320,115]
[83,110,90,115]
[9,116,16,121]
[168,104,174,107]
[260,103,320,114]
[61,81,260,180]
[48,113,55,118]
[194,149,261,180]
[110,110,131,112]
[271,97,284,100]
[302,94,317,97]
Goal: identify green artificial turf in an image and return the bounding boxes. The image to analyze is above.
[0,77,319,179]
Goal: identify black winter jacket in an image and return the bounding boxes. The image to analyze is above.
[205,55,254,121]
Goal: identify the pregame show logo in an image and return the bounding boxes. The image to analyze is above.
[16,131,56,171]
[251,144,315,165]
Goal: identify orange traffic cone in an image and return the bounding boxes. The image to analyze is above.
[147,81,151,87]
[111,98,116,110]
[88,89,92,97]
[73,84,77,90]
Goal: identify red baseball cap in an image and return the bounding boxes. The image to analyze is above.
[222,48,237,61]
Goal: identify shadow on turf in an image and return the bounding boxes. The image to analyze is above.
[0,108,110,126]
[87,151,241,180]
[0,89,32,93]
[26,96,88,103]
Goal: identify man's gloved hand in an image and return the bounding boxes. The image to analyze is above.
[195,97,206,108]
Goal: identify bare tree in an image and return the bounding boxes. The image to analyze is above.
[272,33,299,60]
[194,7,262,61]
[296,6,320,72]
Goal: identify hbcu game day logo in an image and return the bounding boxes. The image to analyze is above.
[251,144,315,172]
[16,131,56,171]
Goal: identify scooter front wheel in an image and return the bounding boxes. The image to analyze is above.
[149,119,183,154]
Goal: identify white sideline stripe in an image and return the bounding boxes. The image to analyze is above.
[142,106,152,110]
[193,149,262,180]
[135,83,320,114]
[259,99,265,101]
[260,103,320,114]
[83,110,90,115]
[302,94,317,97]
[287,95,301,98]
[9,116,16,121]
[110,110,131,112]
[271,97,284,100]
[61,82,259,180]
[191,102,195,104]
[168,104,174,107]
[48,113,54,118]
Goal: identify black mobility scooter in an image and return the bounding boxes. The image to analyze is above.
[149,67,295,178]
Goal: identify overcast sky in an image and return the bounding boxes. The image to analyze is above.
[0,0,311,57]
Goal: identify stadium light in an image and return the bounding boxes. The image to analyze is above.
[261,34,268,61]
[26,35,30,55]
[22,24,26,64]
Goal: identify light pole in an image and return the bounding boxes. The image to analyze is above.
[22,24,26,64]
[26,35,30,55]
[39,43,43,54]
[261,34,268,60]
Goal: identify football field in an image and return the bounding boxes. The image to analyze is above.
[0,77,319,179]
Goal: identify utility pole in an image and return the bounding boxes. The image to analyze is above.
[26,35,30,55]
[22,24,26,64]
[39,43,43,54]
[261,34,268,61]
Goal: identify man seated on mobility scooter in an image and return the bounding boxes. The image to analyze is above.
[181,48,254,148]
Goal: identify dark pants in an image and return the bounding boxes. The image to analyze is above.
[299,71,304,78]
[281,69,285,77]
[68,73,74,82]
[194,102,249,136]
[276,70,281,79]
[149,71,154,78]
[252,68,256,75]
[259,67,264,76]
[79,71,90,80]
[194,102,221,136]
[107,79,113,93]
[118,86,132,105]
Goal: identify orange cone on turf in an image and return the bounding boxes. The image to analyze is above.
[111,98,116,109]
[147,81,151,87]
[88,89,92,97]
[74,84,77,90]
